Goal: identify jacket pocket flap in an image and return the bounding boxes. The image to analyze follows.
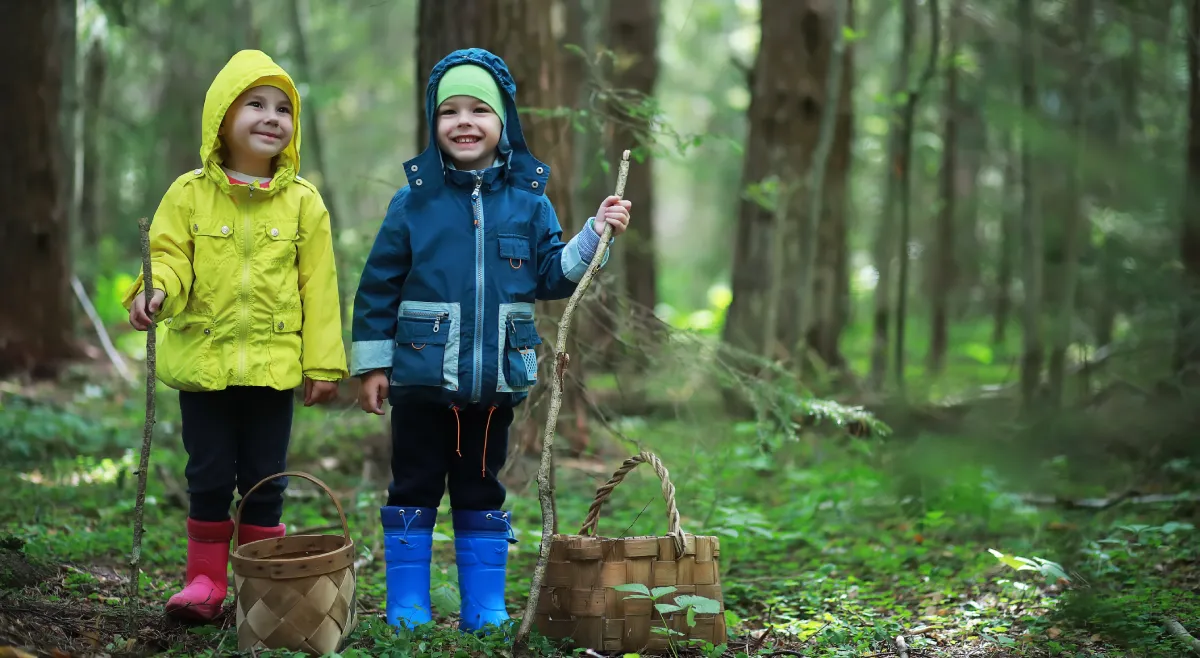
[396,317,450,346]
[273,309,302,333]
[163,313,212,331]
[266,222,299,241]
[192,219,235,238]
[498,234,531,261]
[506,316,542,349]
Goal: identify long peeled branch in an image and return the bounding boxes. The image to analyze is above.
[129,217,157,603]
[515,150,631,644]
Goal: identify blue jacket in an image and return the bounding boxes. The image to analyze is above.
[351,48,607,408]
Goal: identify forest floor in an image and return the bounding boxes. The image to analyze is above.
[1,366,1198,658]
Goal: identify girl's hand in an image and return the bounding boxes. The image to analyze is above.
[129,289,166,331]
[304,378,339,406]
[358,370,390,415]
[592,195,632,238]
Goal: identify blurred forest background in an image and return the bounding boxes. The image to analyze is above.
[2,0,1200,656]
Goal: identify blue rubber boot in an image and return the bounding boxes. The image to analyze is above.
[381,506,437,629]
[453,509,517,633]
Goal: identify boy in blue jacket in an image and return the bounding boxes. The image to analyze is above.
[351,48,632,632]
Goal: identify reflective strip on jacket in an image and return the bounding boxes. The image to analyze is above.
[122,49,348,392]
[350,48,608,408]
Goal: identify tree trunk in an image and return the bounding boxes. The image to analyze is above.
[929,0,963,374]
[1047,0,1092,406]
[416,0,588,454]
[1017,0,1044,411]
[868,0,916,390]
[1177,0,1200,386]
[893,0,940,393]
[80,38,107,248]
[993,143,1017,347]
[286,0,341,235]
[0,0,75,377]
[809,0,854,372]
[608,0,661,336]
[723,0,853,377]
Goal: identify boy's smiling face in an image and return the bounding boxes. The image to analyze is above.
[220,84,294,175]
[436,95,502,171]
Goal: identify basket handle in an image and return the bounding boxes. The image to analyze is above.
[579,452,686,554]
[232,471,351,548]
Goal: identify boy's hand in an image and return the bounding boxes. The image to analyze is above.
[359,370,390,415]
[303,378,339,407]
[129,289,167,331]
[592,195,632,238]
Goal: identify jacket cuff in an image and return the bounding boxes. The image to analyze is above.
[303,368,346,382]
[560,218,611,283]
[351,340,393,376]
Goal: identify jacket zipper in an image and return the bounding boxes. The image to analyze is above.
[238,184,254,383]
[470,173,485,403]
[401,309,448,335]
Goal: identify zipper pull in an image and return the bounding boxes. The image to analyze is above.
[433,315,441,333]
[472,174,482,198]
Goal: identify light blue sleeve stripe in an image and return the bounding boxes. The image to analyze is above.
[350,340,393,376]
[561,218,611,282]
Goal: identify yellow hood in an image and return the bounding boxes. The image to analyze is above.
[201,49,302,193]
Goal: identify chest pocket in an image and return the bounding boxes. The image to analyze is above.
[191,218,236,272]
[498,233,531,265]
[261,222,300,264]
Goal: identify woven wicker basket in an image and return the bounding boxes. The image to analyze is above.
[230,471,358,655]
[534,452,726,652]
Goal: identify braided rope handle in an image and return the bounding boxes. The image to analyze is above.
[579,452,686,554]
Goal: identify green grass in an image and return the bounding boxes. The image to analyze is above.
[1,374,1198,657]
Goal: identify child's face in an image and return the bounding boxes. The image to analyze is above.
[436,95,502,171]
[220,85,294,166]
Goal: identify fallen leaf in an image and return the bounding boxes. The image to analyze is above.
[1047,627,1061,639]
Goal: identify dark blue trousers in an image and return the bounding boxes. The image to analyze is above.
[387,402,513,511]
[178,386,293,526]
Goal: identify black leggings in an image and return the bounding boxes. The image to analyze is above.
[178,386,293,526]
[387,402,513,511]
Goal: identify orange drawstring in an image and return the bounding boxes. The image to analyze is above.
[481,405,497,477]
[451,405,462,457]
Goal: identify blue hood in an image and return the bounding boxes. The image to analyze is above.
[403,48,549,198]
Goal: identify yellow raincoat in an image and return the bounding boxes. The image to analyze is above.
[122,50,348,392]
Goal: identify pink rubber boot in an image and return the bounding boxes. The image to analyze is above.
[165,518,235,622]
[237,522,287,546]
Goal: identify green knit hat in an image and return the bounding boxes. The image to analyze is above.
[435,64,507,125]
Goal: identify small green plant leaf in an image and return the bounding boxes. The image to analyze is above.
[650,586,678,599]
[676,594,722,614]
[654,603,683,615]
[613,583,651,596]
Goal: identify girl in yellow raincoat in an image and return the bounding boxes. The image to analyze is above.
[122,49,348,622]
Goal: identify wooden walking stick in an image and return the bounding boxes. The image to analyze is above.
[516,150,631,643]
[129,217,158,603]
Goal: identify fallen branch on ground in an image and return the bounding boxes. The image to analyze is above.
[515,150,631,645]
[70,275,135,384]
[1020,491,1200,509]
[1165,618,1200,656]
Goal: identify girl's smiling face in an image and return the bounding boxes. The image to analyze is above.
[436,95,502,171]
[220,85,294,175]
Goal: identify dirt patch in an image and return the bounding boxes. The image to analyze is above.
[0,537,55,589]
[0,594,231,657]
